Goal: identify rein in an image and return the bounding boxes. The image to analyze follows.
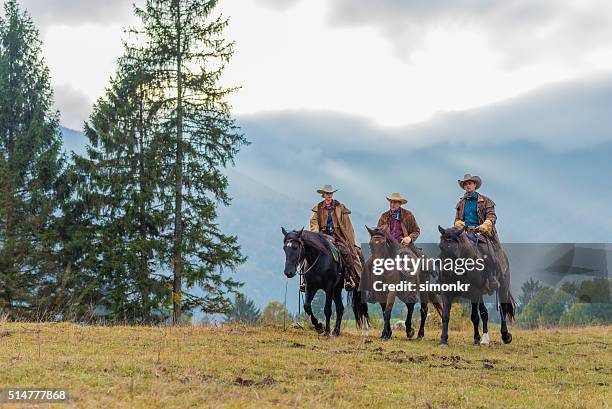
[285,237,321,276]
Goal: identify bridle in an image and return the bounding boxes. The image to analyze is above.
[440,229,481,260]
[284,236,320,276]
[370,232,392,258]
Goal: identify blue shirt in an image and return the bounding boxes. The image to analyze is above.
[464,192,479,227]
[327,208,333,231]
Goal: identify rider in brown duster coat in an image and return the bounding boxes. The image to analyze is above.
[453,174,506,292]
[309,185,362,291]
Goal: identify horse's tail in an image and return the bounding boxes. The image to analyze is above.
[432,296,444,318]
[499,254,516,322]
[501,291,517,323]
[351,289,369,328]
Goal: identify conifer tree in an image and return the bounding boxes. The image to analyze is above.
[127,0,247,323]
[0,0,63,317]
[74,60,170,323]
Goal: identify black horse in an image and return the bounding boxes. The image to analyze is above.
[363,226,443,340]
[437,225,516,347]
[282,227,369,336]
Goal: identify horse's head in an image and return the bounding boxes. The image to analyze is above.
[437,225,478,259]
[366,225,394,259]
[281,227,304,278]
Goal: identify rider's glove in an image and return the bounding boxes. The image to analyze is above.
[454,219,466,229]
[476,219,493,234]
[401,236,412,245]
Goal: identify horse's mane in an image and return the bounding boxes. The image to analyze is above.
[368,227,401,255]
[299,230,331,254]
[380,228,401,251]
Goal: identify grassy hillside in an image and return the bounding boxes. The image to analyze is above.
[0,323,609,408]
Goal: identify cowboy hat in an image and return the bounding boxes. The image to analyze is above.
[316,184,338,194]
[386,192,408,205]
[458,174,482,189]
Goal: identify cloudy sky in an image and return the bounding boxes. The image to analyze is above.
[21,0,612,129]
[19,0,612,306]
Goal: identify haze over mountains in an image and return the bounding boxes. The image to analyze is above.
[61,74,612,309]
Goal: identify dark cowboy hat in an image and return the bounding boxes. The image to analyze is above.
[458,174,482,189]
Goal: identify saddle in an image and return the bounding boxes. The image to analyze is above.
[322,233,360,283]
[465,231,505,292]
[321,234,341,264]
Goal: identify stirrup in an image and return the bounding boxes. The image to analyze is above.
[299,283,306,293]
[344,277,355,291]
[485,277,499,294]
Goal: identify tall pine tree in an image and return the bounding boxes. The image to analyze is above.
[128,0,247,324]
[74,59,171,323]
[0,0,63,317]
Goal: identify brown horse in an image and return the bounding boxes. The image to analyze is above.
[362,226,443,340]
[437,225,516,347]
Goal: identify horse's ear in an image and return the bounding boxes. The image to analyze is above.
[298,227,304,237]
[281,227,288,237]
[365,225,375,236]
[438,225,445,235]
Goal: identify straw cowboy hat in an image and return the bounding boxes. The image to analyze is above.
[458,174,482,189]
[316,184,338,194]
[386,192,408,205]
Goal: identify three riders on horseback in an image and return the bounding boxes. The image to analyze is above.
[285,173,513,343]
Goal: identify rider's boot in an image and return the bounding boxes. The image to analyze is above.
[344,275,355,291]
[485,274,500,294]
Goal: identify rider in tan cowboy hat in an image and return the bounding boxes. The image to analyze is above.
[376,192,420,245]
[454,174,502,291]
[309,185,362,291]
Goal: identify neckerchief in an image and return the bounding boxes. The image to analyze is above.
[389,208,401,221]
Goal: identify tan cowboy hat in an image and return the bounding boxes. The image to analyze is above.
[458,173,482,189]
[316,184,338,194]
[386,192,408,205]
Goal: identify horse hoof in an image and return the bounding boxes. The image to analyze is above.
[502,332,513,344]
[332,329,341,337]
[406,328,415,339]
[473,338,481,346]
[324,331,330,337]
[480,333,490,346]
[314,324,324,333]
[417,331,424,339]
[439,342,448,348]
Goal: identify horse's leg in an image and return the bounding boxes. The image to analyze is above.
[323,289,333,336]
[378,302,386,339]
[405,302,415,339]
[383,292,396,340]
[439,294,452,347]
[417,302,428,339]
[304,288,323,333]
[471,302,481,345]
[479,297,490,345]
[500,301,513,344]
[332,288,344,336]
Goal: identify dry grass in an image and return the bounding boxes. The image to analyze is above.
[0,322,609,408]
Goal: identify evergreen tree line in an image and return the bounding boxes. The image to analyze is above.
[0,0,247,324]
[516,278,612,328]
[226,277,612,329]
